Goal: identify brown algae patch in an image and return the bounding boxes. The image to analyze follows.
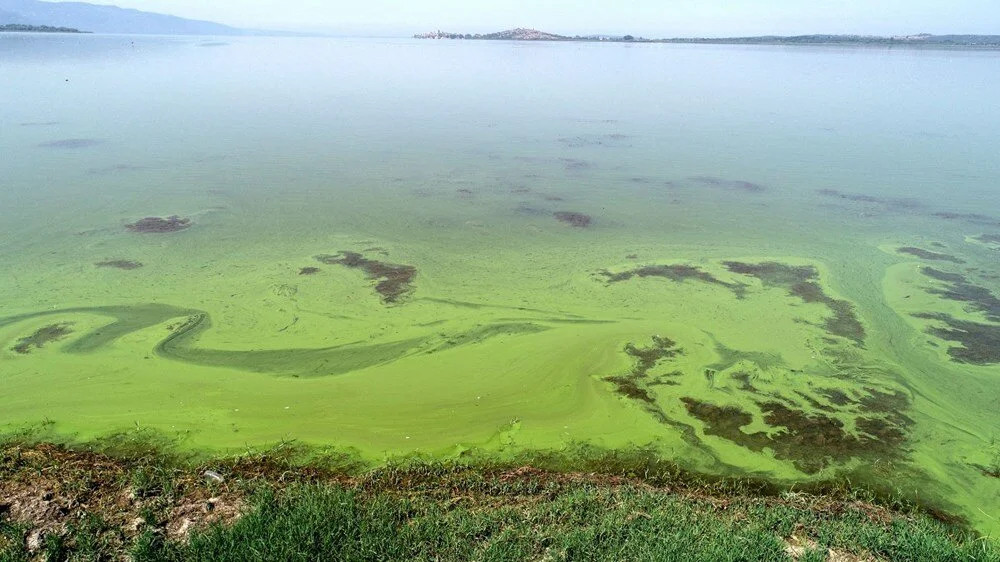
[933,212,1000,227]
[553,211,592,228]
[920,268,1000,322]
[11,324,74,354]
[95,260,143,270]
[602,336,703,444]
[816,189,922,211]
[602,335,912,474]
[857,387,910,414]
[707,342,785,373]
[604,335,684,405]
[604,336,683,406]
[560,158,592,171]
[915,313,1000,365]
[87,164,147,175]
[729,372,758,392]
[557,134,633,148]
[689,176,766,193]
[126,216,191,233]
[590,258,910,475]
[897,247,965,264]
[819,388,853,407]
[817,190,1000,229]
[681,395,909,474]
[315,251,417,304]
[973,234,1000,248]
[37,138,103,149]
[514,204,553,217]
[723,262,866,344]
[598,264,747,298]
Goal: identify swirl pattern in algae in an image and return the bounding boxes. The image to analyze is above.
[1,241,998,536]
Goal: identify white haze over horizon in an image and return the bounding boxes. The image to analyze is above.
[34,0,1000,37]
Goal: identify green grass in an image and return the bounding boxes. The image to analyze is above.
[132,484,998,561]
[0,521,29,562]
[138,487,996,561]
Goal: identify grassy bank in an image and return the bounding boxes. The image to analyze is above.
[1,442,997,561]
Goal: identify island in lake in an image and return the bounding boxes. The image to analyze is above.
[416,28,1000,48]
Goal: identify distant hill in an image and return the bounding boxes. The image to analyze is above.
[0,0,246,35]
[415,28,1000,48]
[416,28,569,41]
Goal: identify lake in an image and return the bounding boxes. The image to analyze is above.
[1,33,999,533]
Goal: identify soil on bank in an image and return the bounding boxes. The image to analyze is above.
[1,442,995,561]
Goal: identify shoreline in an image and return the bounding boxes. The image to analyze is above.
[417,38,1000,51]
[0,24,87,34]
[1,440,994,559]
[414,30,1000,50]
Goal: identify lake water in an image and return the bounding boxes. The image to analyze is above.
[2,34,999,533]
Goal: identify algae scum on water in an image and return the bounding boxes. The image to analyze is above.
[1,35,999,536]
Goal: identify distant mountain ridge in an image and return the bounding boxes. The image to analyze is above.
[0,0,245,35]
[415,28,1000,48]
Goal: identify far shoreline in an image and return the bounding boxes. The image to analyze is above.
[414,29,1000,50]
[0,24,88,34]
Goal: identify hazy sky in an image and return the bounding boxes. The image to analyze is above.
[73,0,1000,36]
